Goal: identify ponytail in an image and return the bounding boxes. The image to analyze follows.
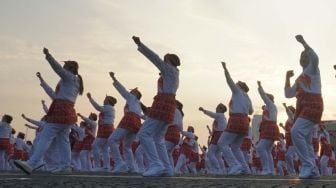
[77,74,84,95]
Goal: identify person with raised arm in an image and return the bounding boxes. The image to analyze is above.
[281,103,297,175]
[284,35,323,179]
[217,62,253,175]
[199,104,227,175]
[107,72,143,173]
[14,48,84,175]
[132,36,180,177]
[0,114,13,170]
[256,81,280,175]
[87,92,116,171]
[164,100,184,170]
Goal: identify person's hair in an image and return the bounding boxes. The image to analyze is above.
[187,126,194,133]
[17,132,25,139]
[90,113,98,121]
[11,128,16,135]
[176,100,184,117]
[237,81,249,93]
[64,61,84,95]
[78,74,84,95]
[2,114,13,123]
[105,96,117,106]
[131,88,142,100]
[164,54,180,67]
[266,93,274,102]
[140,102,148,115]
[217,103,227,113]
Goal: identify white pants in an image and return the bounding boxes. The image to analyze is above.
[0,150,7,170]
[277,160,287,176]
[218,131,248,170]
[27,123,71,170]
[165,141,177,168]
[92,138,110,169]
[134,144,146,172]
[256,139,274,174]
[43,138,60,170]
[285,146,296,174]
[108,128,136,170]
[320,155,330,176]
[291,118,316,171]
[71,151,81,171]
[207,144,223,173]
[175,154,187,173]
[138,118,170,171]
[80,150,92,171]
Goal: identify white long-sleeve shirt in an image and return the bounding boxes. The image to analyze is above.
[40,79,56,100]
[45,54,80,103]
[89,97,115,125]
[258,86,277,122]
[0,121,11,138]
[285,48,321,98]
[137,43,179,94]
[113,79,142,116]
[81,116,97,136]
[224,70,253,115]
[203,110,227,131]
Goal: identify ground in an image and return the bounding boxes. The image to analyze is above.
[0,172,335,188]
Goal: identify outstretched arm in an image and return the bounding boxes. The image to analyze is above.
[25,124,38,130]
[110,72,132,100]
[87,93,104,112]
[37,72,56,100]
[221,62,239,93]
[21,114,44,127]
[41,100,49,114]
[43,48,73,80]
[199,107,217,119]
[295,35,319,71]
[257,81,273,106]
[132,36,165,72]
[284,70,296,98]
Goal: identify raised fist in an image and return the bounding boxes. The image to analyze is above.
[132,36,141,45]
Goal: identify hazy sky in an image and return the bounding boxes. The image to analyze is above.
[1,0,336,146]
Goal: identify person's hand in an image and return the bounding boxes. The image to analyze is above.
[21,114,26,119]
[43,48,49,55]
[109,72,115,80]
[36,72,42,79]
[286,70,294,78]
[24,124,30,127]
[295,35,305,43]
[199,107,204,111]
[221,61,226,69]
[257,81,261,87]
[77,113,82,117]
[334,65,336,70]
[132,36,141,45]
[86,92,91,99]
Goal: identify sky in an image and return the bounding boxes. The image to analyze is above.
[1,0,336,146]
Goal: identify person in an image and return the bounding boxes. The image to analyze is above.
[14,48,84,174]
[199,104,227,175]
[87,93,116,171]
[256,81,280,175]
[0,114,13,170]
[133,36,180,177]
[276,134,287,176]
[165,100,183,169]
[284,35,323,179]
[280,103,296,175]
[108,72,143,173]
[217,62,253,175]
[319,125,332,176]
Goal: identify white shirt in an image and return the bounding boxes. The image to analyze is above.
[0,121,11,138]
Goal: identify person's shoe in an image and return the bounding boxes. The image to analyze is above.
[228,165,243,175]
[14,160,33,175]
[241,168,251,175]
[309,167,320,179]
[111,162,127,173]
[299,166,314,179]
[161,167,174,177]
[143,166,165,177]
[51,167,72,175]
